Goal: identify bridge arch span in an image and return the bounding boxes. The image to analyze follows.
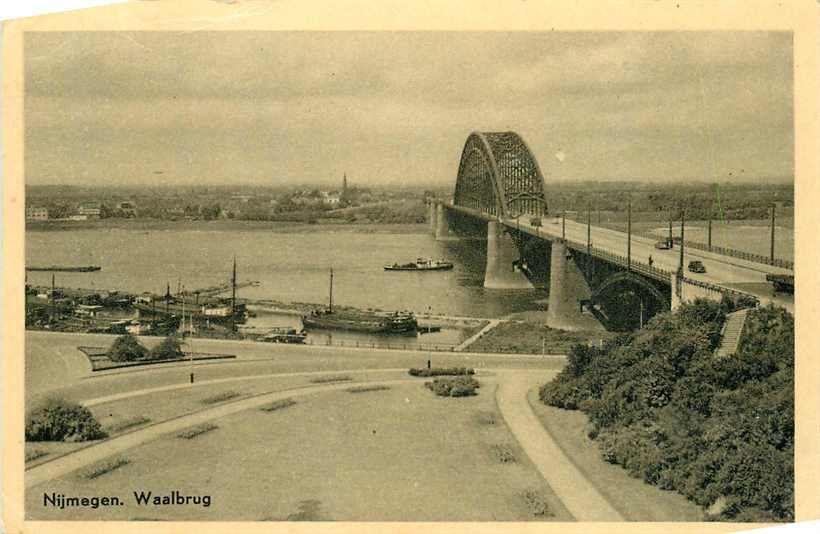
[592,270,671,311]
[454,132,548,218]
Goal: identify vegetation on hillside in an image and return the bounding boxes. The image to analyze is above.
[539,300,794,522]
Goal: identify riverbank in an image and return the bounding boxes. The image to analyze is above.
[26,218,428,234]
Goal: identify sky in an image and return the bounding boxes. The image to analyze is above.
[24,31,793,187]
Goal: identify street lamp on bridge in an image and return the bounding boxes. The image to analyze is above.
[627,198,632,271]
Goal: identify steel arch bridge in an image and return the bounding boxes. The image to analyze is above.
[453,132,548,218]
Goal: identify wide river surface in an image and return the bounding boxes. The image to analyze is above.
[26,225,546,321]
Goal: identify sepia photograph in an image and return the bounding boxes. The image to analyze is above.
[3,1,816,531]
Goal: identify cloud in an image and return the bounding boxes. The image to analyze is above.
[24,31,793,186]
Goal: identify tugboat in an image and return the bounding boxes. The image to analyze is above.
[301,268,418,334]
[384,258,454,271]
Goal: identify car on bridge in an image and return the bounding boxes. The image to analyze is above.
[654,239,672,250]
[687,260,706,274]
[530,217,542,227]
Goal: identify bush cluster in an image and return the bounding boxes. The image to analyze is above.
[25,397,108,442]
[539,300,794,522]
[425,376,480,397]
[408,367,475,377]
[106,334,184,362]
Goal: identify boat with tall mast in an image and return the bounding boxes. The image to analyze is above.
[133,257,247,324]
[301,268,417,334]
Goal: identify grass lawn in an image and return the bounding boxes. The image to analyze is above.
[468,321,605,355]
[526,388,704,521]
[25,369,412,466]
[27,382,573,521]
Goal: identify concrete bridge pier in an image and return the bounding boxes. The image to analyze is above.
[435,204,453,240]
[670,273,682,311]
[546,240,593,330]
[428,202,438,235]
[484,221,533,289]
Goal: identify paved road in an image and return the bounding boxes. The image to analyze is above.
[496,370,624,521]
[507,216,794,312]
[25,331,565,402]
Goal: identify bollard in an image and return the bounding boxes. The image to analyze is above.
[190,373,194,384]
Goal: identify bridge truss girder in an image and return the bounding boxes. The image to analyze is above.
[454,132,548,218]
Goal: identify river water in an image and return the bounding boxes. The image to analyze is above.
[26,226,547,347]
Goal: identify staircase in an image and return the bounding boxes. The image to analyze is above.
[715,309,749,358]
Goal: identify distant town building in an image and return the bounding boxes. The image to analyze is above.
[68,214,89,221]
[26,206,49,221]
[115,201,137,217]
[77,202,101,218]
[321,191,341,206]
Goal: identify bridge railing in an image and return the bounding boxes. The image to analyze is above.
[635,230,794,271]
[677,275,760,307]
[564,239,673,283]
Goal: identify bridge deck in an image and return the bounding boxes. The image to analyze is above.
[443,203,793,313]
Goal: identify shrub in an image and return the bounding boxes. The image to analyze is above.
[425,376,480,397]
[147,336,184,361]
[107,333,147,362]
[520,490,554,517]
[25,397,107,442]
[347,385,391,393]
[81,456,130,479]
[25,449,48,462]
[177,423,218,439]
[408,367,475,377]
[259,398,297,411]
[200,391,240,404]
[490,444,518,463]
[310,375,352,383]
[106,416,151,434]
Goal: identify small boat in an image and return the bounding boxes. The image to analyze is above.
[384,258,454,271]
[26,265,101,272]
[261,327,307,344]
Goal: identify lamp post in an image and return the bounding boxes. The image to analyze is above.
[708,208,713,251]
[562,210,566,239]
[587,201,592,278]
[679,208,686,274]
[627,198,632,271]
[770,203,776,263]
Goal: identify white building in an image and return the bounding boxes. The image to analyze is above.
[26,207,49,221]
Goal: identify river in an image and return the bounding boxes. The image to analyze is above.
[25,224,547,347]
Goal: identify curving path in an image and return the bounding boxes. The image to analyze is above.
[495,370,624,521]
[28,365,626,521]
[26,376,422,489]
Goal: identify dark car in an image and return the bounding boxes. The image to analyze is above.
[654,239,672,250]
[530,217,542,227]
[688,260,706,273]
